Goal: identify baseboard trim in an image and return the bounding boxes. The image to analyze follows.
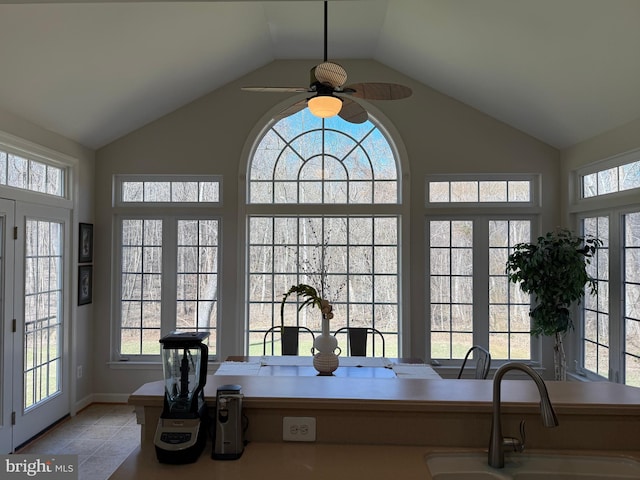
[74,393,131,413]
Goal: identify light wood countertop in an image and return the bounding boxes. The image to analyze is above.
[111,443,430,480]
[129,374,640,415]
[128,374,640,454]
[111,442,640,480]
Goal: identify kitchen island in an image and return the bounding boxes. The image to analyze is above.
[126,373,640,450]
[116,373,640,478]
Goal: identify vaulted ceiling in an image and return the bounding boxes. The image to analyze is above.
[1,0,639,151]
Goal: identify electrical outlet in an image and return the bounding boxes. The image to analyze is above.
[77,365,83,379]
[282,416,316,442]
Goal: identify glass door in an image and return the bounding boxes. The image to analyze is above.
[12,203,70,448]
[0,199,15,453]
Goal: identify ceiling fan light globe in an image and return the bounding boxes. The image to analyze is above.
[308,95,342,118]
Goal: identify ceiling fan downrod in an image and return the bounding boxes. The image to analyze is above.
[323,1,328,62]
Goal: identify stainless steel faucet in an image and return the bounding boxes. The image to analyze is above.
[488,362,559,468]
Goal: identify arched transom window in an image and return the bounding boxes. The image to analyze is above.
[246,109,402,356]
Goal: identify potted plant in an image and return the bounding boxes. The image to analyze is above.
[505,229,601,380]
[280,283,339,374]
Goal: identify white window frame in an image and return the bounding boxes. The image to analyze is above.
[571,149,640,385]
[243,110,408,356]
[426,214,541,366]
[573,148,640,206]
[426,173,540,208]
[113,174,222,208]
[425,173,542,368]
[0,131,73,208]
[576,207,639,385]
[111,175,222,363]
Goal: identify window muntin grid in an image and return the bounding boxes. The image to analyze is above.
[249,110,398,205]
[429,220,474,359]
[119,217,220,357]
[0,149,64,198]
[176,219,219,351]
[488,220,531,359]
[428,218,532,361]
[247,215,399,355]
[120,219,163,356]
[582,160,640,198]
[118,178,220,204]
[427,179,532,204]
[624,212,640,387]
[246,109,401,355]
[581,216,610,379]
[24,219,63,410]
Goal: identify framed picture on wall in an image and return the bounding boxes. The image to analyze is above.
[78,265,93,306]
[79,223,93,263]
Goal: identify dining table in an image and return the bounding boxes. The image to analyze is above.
[215,355,441,379]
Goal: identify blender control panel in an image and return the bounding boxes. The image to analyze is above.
[160,432,192,444]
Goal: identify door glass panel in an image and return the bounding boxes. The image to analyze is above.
[24,219,62,410]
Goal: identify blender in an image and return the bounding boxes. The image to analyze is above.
[154,331,209,464]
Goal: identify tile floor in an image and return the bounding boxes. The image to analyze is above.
[16,403,140,480]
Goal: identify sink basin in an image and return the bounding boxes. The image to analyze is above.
[424,452,640,480]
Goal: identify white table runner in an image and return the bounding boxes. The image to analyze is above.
[214,356,441,379]
[258,355,390,368]
[214,360,261,375]
[391,363,441,379]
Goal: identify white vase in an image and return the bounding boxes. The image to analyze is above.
[312,316,340,375]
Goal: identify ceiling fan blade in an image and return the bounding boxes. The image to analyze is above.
[338,98,368,124]
[274,99,308,121]
[241,86,310,93]
[343,83,412,101]
[313,62,347,88]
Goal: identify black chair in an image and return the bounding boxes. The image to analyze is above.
[457,345,491,379]
[262,325,315,356]
[333,327,386,357]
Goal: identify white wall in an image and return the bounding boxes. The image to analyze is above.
[94,59,561,396]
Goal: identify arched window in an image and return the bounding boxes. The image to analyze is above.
[245,109,403,356]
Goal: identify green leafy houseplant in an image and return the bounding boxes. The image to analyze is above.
[505,229,602,380]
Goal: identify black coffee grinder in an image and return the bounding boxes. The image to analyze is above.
[154,331,209,464]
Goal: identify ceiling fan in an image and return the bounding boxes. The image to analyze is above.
[241,1,412,124]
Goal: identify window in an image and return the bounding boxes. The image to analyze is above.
[426,174,539,363]
[428,217,533,361]
[488,220,532,358]
[429,220,473,358]
[114,175,220,206]
[427,175,536,206]
[623,212,640,386]
[114,176,221,359]
[581,216,609,378]
[575,150,640,386]
[0,148,64,198]
[582,160,640,198]
[246,109,402,355]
